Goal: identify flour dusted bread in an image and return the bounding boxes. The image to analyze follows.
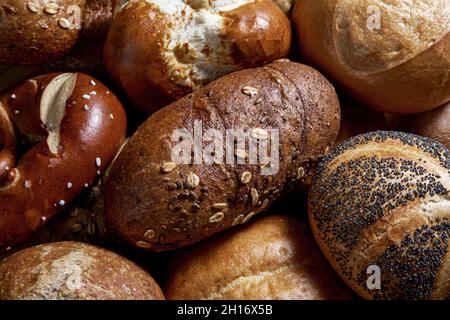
[292,0,450,114]
[0,241,164,299]
[165,214,353,300]
[309,131,450,300]
[105,0,292,113]
[105,60,340,252]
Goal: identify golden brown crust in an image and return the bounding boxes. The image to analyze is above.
[0,73,127,252]
[165,214,353,300]
[292,0,450,114]
[0,0,86,65]
[0,241,165,300]
[104,0,292,113]
[105,60,340,252]
[309,131,450,299]
[395,102,450,150]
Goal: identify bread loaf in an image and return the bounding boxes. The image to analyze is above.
[105,60,341,252]
[292,0,450,114]
[395,102,450,150]
[165,214,353,300]
[0,0,86,65]
[309,131,450,299]
[0,73,127,252]
[0,241,164,299]
[105,0,292,113]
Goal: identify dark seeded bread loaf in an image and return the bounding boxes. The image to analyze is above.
[0,241,164,300]
[165,214,353,300]
[105,60,341,252]
[309,131,450,300]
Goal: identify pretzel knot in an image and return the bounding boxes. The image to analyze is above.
[0,73,126,252]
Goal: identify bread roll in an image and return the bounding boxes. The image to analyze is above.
[309,131,450,300]
[0,241,164,299]
[0,0,86,65]
[336,99,387,146]
[165,214,353,300]
[105,60,340,252]
[105,0,292,113]
[395,102,450,150]
[292,0,450,114]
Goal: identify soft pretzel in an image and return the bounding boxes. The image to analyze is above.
[0,73,126,252]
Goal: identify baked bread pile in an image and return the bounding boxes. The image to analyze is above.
[0,0,448,300]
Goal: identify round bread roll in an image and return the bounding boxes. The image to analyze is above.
[105,0,292,113]
[165,214,353,300]
[395,102,450,150]
[0,0,86,65]
[105,60,340,252]
[336,99,387,146]
[309,131,450,300]
[292,0,450,114]
[0,241,164,299]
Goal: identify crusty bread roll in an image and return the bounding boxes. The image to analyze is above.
[309,131,450,300]
[165,214,353,300]
[105,60,341,252]
[292,0,450,114]
[105,0,292,113]
[395,102,450,150]
[0,0,86,65]
[0,241,164,299]
[336,99,387,146]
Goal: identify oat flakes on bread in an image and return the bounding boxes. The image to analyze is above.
[105,60,341,252]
